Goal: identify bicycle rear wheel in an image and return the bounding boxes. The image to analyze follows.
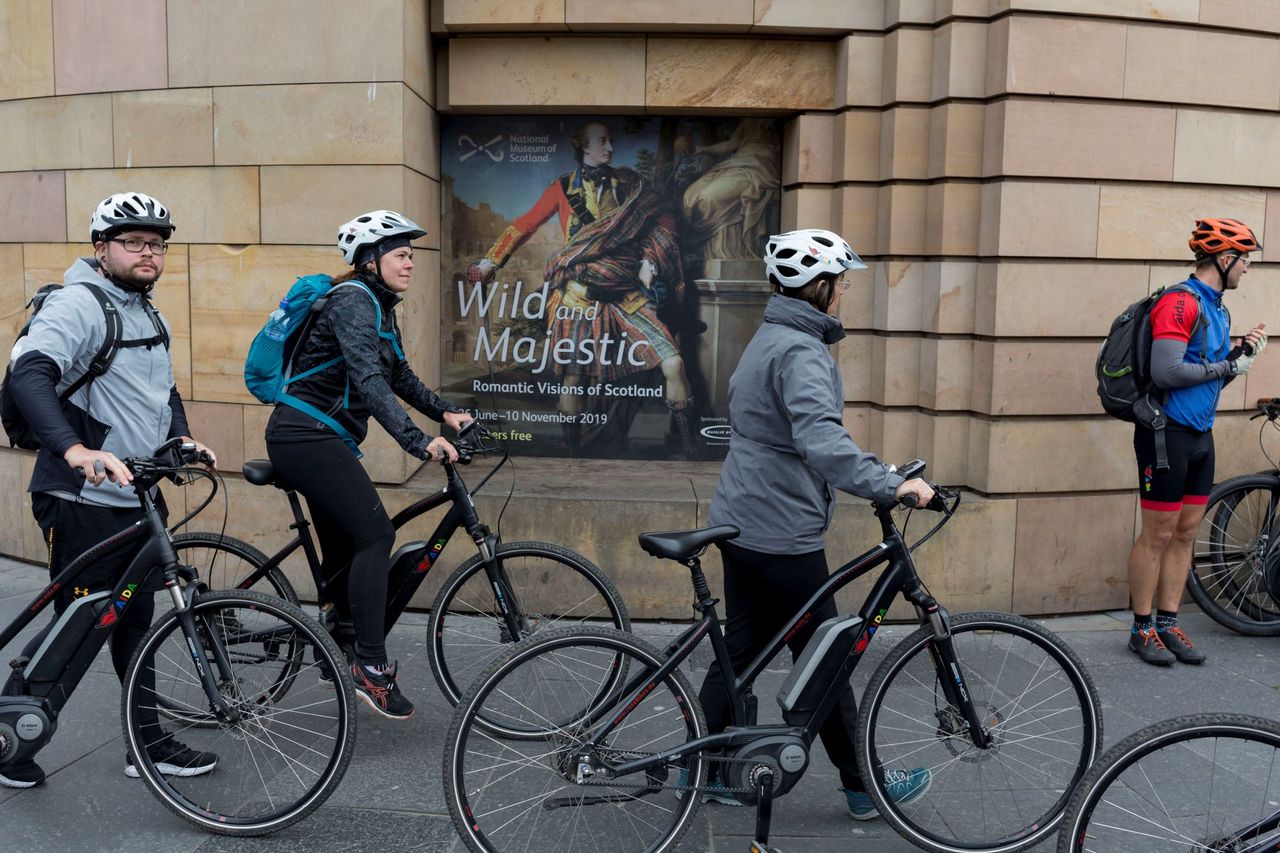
[122,590,356,836]
[1057,713,1280,853]
[172,532,299,604]
[445,627,706,853]
[427,542,629,714]
[1188,473,1280,636]
[857,611,1103,853]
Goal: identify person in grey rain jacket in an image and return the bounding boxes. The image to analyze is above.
[3,192,219,789]
[264,210,472,721]
[697,228,934,820]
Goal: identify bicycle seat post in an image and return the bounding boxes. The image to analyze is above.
[684,553,717,613]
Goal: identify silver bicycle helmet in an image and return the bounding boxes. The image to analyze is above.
[90,192,174,242]
[337,210,427,266]
[764,229,866,289]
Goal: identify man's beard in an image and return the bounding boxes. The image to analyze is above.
[103,259,159,292]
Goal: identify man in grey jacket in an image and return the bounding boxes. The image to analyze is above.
[699,228,933,819]
[1,192,218,789]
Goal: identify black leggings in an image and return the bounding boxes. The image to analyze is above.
[267,437,397,664]
[697,540,864,791]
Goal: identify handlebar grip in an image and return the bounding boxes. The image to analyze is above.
[900,493,920,509]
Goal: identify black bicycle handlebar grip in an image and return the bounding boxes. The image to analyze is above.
[900,493,919,509]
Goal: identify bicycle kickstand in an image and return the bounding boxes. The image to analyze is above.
[748,769,783,853]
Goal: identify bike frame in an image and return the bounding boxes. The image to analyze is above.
[232,452,523,638]
[580,499,989,782]
[0,487,239,723]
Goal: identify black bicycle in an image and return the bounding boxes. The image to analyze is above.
[1188,397,1280,635]
[1057,713,1280,853]
[170,421,629,717]
[443,460,1104,853]
[0,439,356,835]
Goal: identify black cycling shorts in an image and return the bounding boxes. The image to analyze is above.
[1133,423,1214,512]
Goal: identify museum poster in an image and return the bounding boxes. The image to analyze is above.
[439,116,782,460]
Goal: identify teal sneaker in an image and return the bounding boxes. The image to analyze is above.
[845,767,932,821]
[674,767,745,806]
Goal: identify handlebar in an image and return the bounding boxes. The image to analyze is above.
[440,420,501,467]
[1253,397,1280,422]
[121,438,212,486]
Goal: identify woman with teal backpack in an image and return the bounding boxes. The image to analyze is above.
[264,210,473,720]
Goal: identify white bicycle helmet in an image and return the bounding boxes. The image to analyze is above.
[337,210,427,266]
[764,229,866,289]
[90,192,174,242]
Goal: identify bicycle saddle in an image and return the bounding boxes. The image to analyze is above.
[242,459,277,487]
[638,525,740,561]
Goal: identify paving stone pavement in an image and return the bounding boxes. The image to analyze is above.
[0,553,1278,853]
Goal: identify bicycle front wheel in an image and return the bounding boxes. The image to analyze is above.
[122,590,356,836]
[857,611,1103,853]
[1057,713,1280,853]
[1188,473,1280,636]
[445,627,706,853]
[172,532,300,604]
[427,541,629,708]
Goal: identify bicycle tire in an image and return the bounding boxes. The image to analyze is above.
[172,532,300,605]
[427,541,630,717]
[857,611,1103,853]
[1187,472,1280,636]
[122,589,356,836]
[444,626,706,853]
[1057,713,1280,853]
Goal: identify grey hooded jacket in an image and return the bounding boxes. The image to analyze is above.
[8,259,186,508]
[708,294,903,554]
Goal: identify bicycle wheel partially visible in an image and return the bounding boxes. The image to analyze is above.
[857,611,1103,853]
[1188,473,1280,636]
[427,542,629,715]
[445,627,706,853]
[172,532,300,605]
[122,590,356,836]
[1057,713,1280,853]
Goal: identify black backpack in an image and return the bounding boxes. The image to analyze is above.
[1,283,168,450]
[1096,284,1206,470]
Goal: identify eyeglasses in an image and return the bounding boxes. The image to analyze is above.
[109,237,168,255]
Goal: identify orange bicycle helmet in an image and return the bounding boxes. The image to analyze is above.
[1189,218,1262,256]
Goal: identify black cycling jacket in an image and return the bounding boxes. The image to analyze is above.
[265,272,459,458]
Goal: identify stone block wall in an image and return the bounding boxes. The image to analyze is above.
[3,0,1278,618]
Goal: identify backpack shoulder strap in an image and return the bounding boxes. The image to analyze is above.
[60,284,122,401]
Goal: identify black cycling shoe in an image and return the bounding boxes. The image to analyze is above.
[1157,626,1206,664]
[351,661,415,720]
[1128,625,1175,666]
[125,734,219,778]
[0,758,45,788]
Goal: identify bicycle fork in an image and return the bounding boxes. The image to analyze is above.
[474,532,529,643]
[914,598,994,750]
[167,581,242,725]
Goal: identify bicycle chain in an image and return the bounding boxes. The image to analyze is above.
[573,749,771,794]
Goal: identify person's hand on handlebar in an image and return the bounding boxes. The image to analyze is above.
[425,436,459,463]
[64,443,132,487]
[894,478,935,508]
[443,410,474,434]
[179,436,218,470]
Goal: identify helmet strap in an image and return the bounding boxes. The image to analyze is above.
[1215,253,1241,289]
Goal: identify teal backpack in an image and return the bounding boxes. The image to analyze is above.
[244,274,402,455]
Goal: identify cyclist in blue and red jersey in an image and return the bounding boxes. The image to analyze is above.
[1126,218,1267,666]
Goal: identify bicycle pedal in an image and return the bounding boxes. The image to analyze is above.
[749,842,782,853]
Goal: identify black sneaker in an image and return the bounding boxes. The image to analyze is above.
[351,661,415,720]
[1158,626,1206,664]
[0,758,45,788]
[1128,625,1175,666]
[125,735,219,778]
